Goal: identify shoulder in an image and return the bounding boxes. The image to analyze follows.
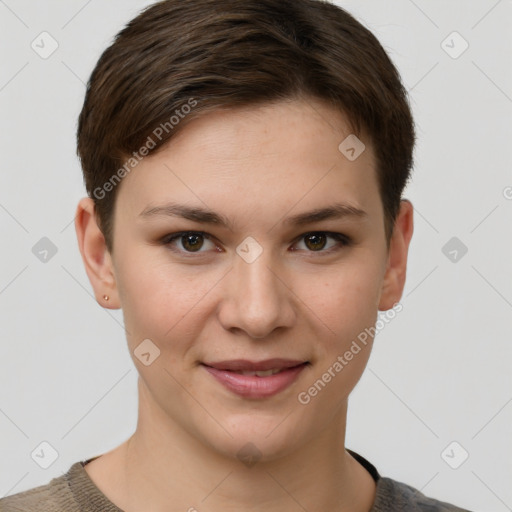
[347,449,473,512]
[374,476,474,512]
[0,465,81,512]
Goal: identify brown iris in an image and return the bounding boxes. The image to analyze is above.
[303,233,327,251]
[181,233,204,252]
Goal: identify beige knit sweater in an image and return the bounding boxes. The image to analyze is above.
[0,450,472,511]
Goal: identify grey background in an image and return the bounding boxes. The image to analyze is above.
[1,0,511,510]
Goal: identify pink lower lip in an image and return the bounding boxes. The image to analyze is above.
[202,363,307,399]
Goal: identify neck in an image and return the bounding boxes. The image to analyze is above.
[91,381,376,512]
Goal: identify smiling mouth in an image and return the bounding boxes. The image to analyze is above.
[200,359,310,398]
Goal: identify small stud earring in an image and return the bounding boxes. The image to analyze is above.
[103,294,110,301]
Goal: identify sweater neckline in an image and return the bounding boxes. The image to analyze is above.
[69,449,382,512]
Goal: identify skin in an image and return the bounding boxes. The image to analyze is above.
[75,97,413,512]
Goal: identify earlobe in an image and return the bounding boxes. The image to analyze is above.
[74,197,120,309]
[377,199,414,311]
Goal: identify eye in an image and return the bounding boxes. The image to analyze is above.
[292,232,351,253]
[162,231,219,254]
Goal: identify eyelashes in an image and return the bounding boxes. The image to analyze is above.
[162,232,219,254]
[160,230,352,256]
[292,232,351,253]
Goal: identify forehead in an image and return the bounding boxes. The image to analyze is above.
[164,98,366,166]
[115,98,381,225]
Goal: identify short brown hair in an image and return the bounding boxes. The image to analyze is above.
[77,0,415,254]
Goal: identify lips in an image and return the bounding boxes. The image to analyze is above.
[202,358,307,372]
[201,359,309,398]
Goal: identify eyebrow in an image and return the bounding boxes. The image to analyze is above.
[138,201,368,229]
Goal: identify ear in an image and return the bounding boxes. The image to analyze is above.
[377,199,414,311]
[74,197,120,309]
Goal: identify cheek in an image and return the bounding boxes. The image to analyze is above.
[292,265,381,420]
[298,261,383,342]
[115,253,223,346]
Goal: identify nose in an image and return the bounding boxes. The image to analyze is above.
[217,250,296,339]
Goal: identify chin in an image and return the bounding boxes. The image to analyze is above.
[199,410,309,464]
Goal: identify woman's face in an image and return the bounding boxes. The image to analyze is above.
[105,98,402,461]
